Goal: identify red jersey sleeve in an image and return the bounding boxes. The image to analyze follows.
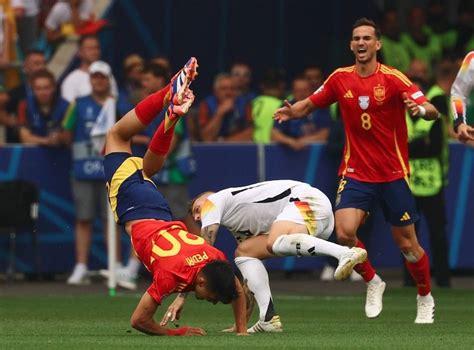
[308,74,337,108]
[391,69,428,105]
[147,271,176,305]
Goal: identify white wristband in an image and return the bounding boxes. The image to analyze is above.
[418,105,426,116]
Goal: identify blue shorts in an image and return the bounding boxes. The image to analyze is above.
[104,152,172,225]
[335,177,419,226]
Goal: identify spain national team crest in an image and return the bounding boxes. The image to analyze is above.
[373,84,385,102]
[358,96,369,110]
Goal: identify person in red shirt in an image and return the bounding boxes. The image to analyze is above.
[274,18,439,324]
[104,57,247,336]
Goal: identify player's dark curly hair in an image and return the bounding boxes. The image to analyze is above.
[200,260,238,304]
[352,17,381,39]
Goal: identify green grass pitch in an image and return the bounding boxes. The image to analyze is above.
[1,288,473,349]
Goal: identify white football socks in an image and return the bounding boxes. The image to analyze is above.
[235,256,274,321]
[272,233,349,259]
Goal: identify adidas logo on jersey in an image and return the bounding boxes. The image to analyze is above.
[400,212,411,222]
[344,90,354,98]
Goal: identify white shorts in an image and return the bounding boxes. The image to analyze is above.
[274,184,334,240]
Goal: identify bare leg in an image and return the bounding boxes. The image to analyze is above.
[75,220,92,264]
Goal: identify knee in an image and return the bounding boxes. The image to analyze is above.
[399,242,423,262]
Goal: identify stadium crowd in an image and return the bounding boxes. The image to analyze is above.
[1,0,474,292]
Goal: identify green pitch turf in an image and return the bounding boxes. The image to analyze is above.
[1,288,473,349]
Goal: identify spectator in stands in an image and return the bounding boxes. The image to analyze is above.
[121,54,145,105]
[404,60,456,288]
[8,49,46,113]
[400,6,442,72]
[252,68,286,144]
[303,64,324,92]
[380,8,411,73]
[0,85,14,143]
[131,62,169,157]
[45,0,93,44]
[406,58,432,92]
[272,77,330,150]
[61,35,118,103]
[17,69,69,146]
[230,61,256,104]
[150,54,172,73]
[12,0,40,56]
[0,0,20,89]
[453,1,474,56]
[198,73,253,142]
[425,0,457,56]
[62,61,130,287]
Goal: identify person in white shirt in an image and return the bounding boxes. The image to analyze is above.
[45,0,92,43]
[186,180,366,333]
[60,35,117,103]
[451,51,474,143]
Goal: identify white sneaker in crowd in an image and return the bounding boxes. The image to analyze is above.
[415,294,435,324]
[247,315,283,333]
[350,270,364,282]
[67,263,90,285]
[99,266,137,291]
[320,265,335,281]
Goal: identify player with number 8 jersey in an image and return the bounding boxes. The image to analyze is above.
[274,18,439,324]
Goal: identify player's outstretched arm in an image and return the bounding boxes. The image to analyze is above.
[403,93,440,120]
[131,292,206,336]
[273,98,315,123]
[232,277,249,336]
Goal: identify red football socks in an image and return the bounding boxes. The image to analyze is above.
[148,117,176,156]
[405,253,432,296]
[135,83,171,125]
[353,240,376,282]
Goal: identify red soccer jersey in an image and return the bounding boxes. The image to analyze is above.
[130,220,227,304]
[309,63,427,182]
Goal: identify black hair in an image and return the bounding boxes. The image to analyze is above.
[24,49,45,59]
[143,62,170,80]
[29,69,56,85]
[78,34,99,47]
[261,67,286,89]
[200,260,238,304]
[352,17,381,39]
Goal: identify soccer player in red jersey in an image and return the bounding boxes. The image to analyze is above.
[104,58,247,336]
[274,18,439,324]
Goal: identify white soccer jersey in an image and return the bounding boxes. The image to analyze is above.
[200,180,334,242]
[451,51,474,128]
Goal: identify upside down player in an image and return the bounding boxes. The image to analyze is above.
[274,18,439,323]
[104,57,247,336]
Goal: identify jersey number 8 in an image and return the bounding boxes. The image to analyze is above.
[361,113,372,130]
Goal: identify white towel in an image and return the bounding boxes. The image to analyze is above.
[90,97,116,155]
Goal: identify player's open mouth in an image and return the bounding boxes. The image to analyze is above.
[357,48,367,53]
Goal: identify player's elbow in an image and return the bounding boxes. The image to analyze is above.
[130,314,147,331]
